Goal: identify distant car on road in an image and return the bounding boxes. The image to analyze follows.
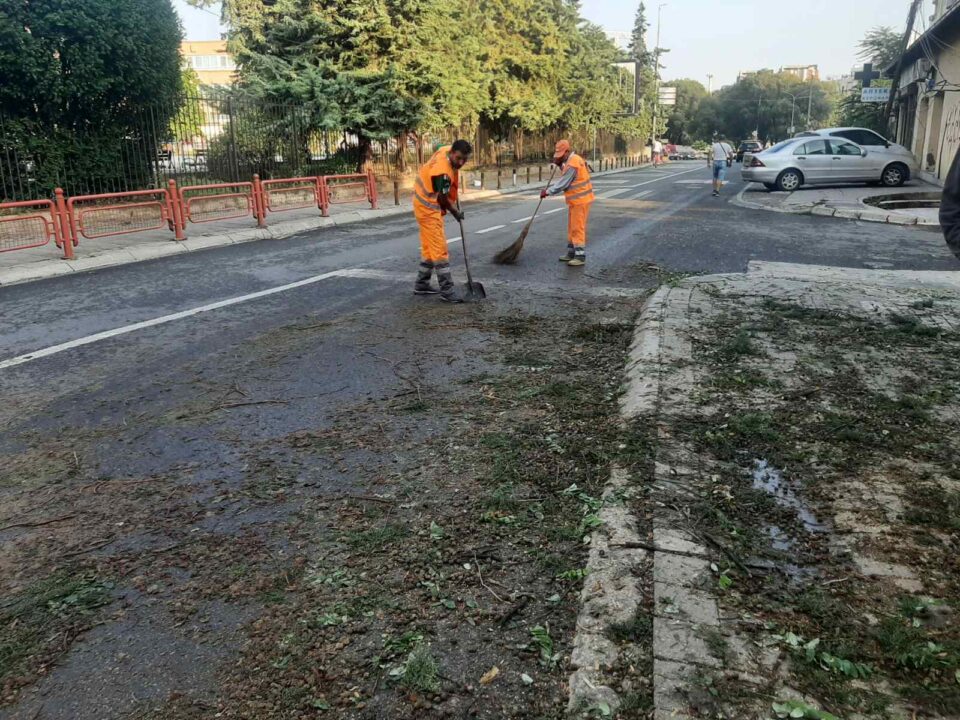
[736,141,762,163]
[795,127,917,183]
[668,146,698,160]
[741,136,912,192]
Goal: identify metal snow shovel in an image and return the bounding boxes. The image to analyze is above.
[456,202,486,302]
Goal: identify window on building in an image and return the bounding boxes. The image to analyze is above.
[188,55,236,71]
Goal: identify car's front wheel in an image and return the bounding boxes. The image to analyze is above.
[881,163,908,187]
[775,169,803,192]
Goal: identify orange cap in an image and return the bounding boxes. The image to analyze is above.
[553,139,571,161]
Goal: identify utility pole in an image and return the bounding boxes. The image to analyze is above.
[884,0,922,132]
[706,74,713,94]
[807,90,813,130]
[652,3,667,143]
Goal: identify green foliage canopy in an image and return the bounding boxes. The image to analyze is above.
[0,0,184,197]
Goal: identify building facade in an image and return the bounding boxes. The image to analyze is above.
[891,2,960,182]
[782,65,820,82]
[181,40,237,87]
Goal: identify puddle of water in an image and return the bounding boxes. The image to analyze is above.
[766,524,795,552]
[752,459,828,534]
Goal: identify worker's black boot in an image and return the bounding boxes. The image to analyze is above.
[414,262,440,295]
[567,247,586,267]
[436,264,464,303]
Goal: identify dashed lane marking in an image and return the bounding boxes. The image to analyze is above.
[628,165,705,188]
[475,225,506,235]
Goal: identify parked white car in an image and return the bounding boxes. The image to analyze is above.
[742,135,914,192]
[796,127,918,181]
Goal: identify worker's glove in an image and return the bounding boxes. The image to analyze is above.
[540,189,548,199]
[452,209,465,222]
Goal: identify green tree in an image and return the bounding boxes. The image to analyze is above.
[0,0,184,198]
[694,71,834,143]
[232,0,438,170]
[663,78,707,144]
[834,26,900,134]
[628,2,652,68]
[171,68,205,143]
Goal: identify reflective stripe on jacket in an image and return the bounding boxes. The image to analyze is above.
[563,153,594,206]
[414,146,458,214]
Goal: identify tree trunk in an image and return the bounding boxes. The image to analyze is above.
[356,135,373,174]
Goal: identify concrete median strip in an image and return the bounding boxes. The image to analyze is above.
[733,181,943,228]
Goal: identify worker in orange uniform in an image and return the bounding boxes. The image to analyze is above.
[412,140,473,303]
[541,139,595,267]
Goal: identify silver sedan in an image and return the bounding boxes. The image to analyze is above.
[741,137,905,192]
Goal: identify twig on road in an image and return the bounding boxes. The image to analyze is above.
[215,400,289,411]
[474,555,505,603]
[333,494,397,505]
[0,514,76,532]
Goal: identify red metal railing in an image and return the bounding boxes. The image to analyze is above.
[260,176,325,217]
[2,170,383,260]
[179,180,262,228]
[66,188,183,244]
[0,198,71,259]
[321,171,378,211]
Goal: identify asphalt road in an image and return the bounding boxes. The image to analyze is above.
[0,161,954,370]
[0,160,956,719]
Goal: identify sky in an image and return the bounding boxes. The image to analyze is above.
[175,0,922,89]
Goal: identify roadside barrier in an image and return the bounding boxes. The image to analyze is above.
[260,176,325,218]
[321,172,378,211]
[65,188,184,245]
[0,198,72,259]
[2,159,646,260]
[179,180,261,228]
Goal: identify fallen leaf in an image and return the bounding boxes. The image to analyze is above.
[479,666,500,685]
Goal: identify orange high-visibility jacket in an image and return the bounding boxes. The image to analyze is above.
[563,153,594,206]
[413,146,459,215]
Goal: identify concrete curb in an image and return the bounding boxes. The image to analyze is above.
[731,182,940,228]
[0,163,655,289]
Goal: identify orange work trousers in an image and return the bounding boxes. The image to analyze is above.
[567,202,592,247]
[414,207,449,263]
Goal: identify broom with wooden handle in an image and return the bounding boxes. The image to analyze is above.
[493,166,557,265]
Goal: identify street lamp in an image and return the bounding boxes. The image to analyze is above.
[782,91,815,135]
[652,3,667,142]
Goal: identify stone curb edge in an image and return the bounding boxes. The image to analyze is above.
[731,183,939,228]
[567,285,677,717]
[0,163,654,289]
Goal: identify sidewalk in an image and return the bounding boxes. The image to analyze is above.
[733,179,942,227]
[572,262,960,719]
[0,163,652,288]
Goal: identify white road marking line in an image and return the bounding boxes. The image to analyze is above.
[544,208,565,215]
[675,180,714,184]
[628,165,705,188]
[511,216,534,224]
[597,188,633,199]
[634,190,653,199]
[475,225,506,235]
[0,270,349,371]
[447,236,462,244]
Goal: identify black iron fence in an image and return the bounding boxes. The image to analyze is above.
[1,94,642,203]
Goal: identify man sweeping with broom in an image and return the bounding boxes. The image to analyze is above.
[543,140,595,267]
